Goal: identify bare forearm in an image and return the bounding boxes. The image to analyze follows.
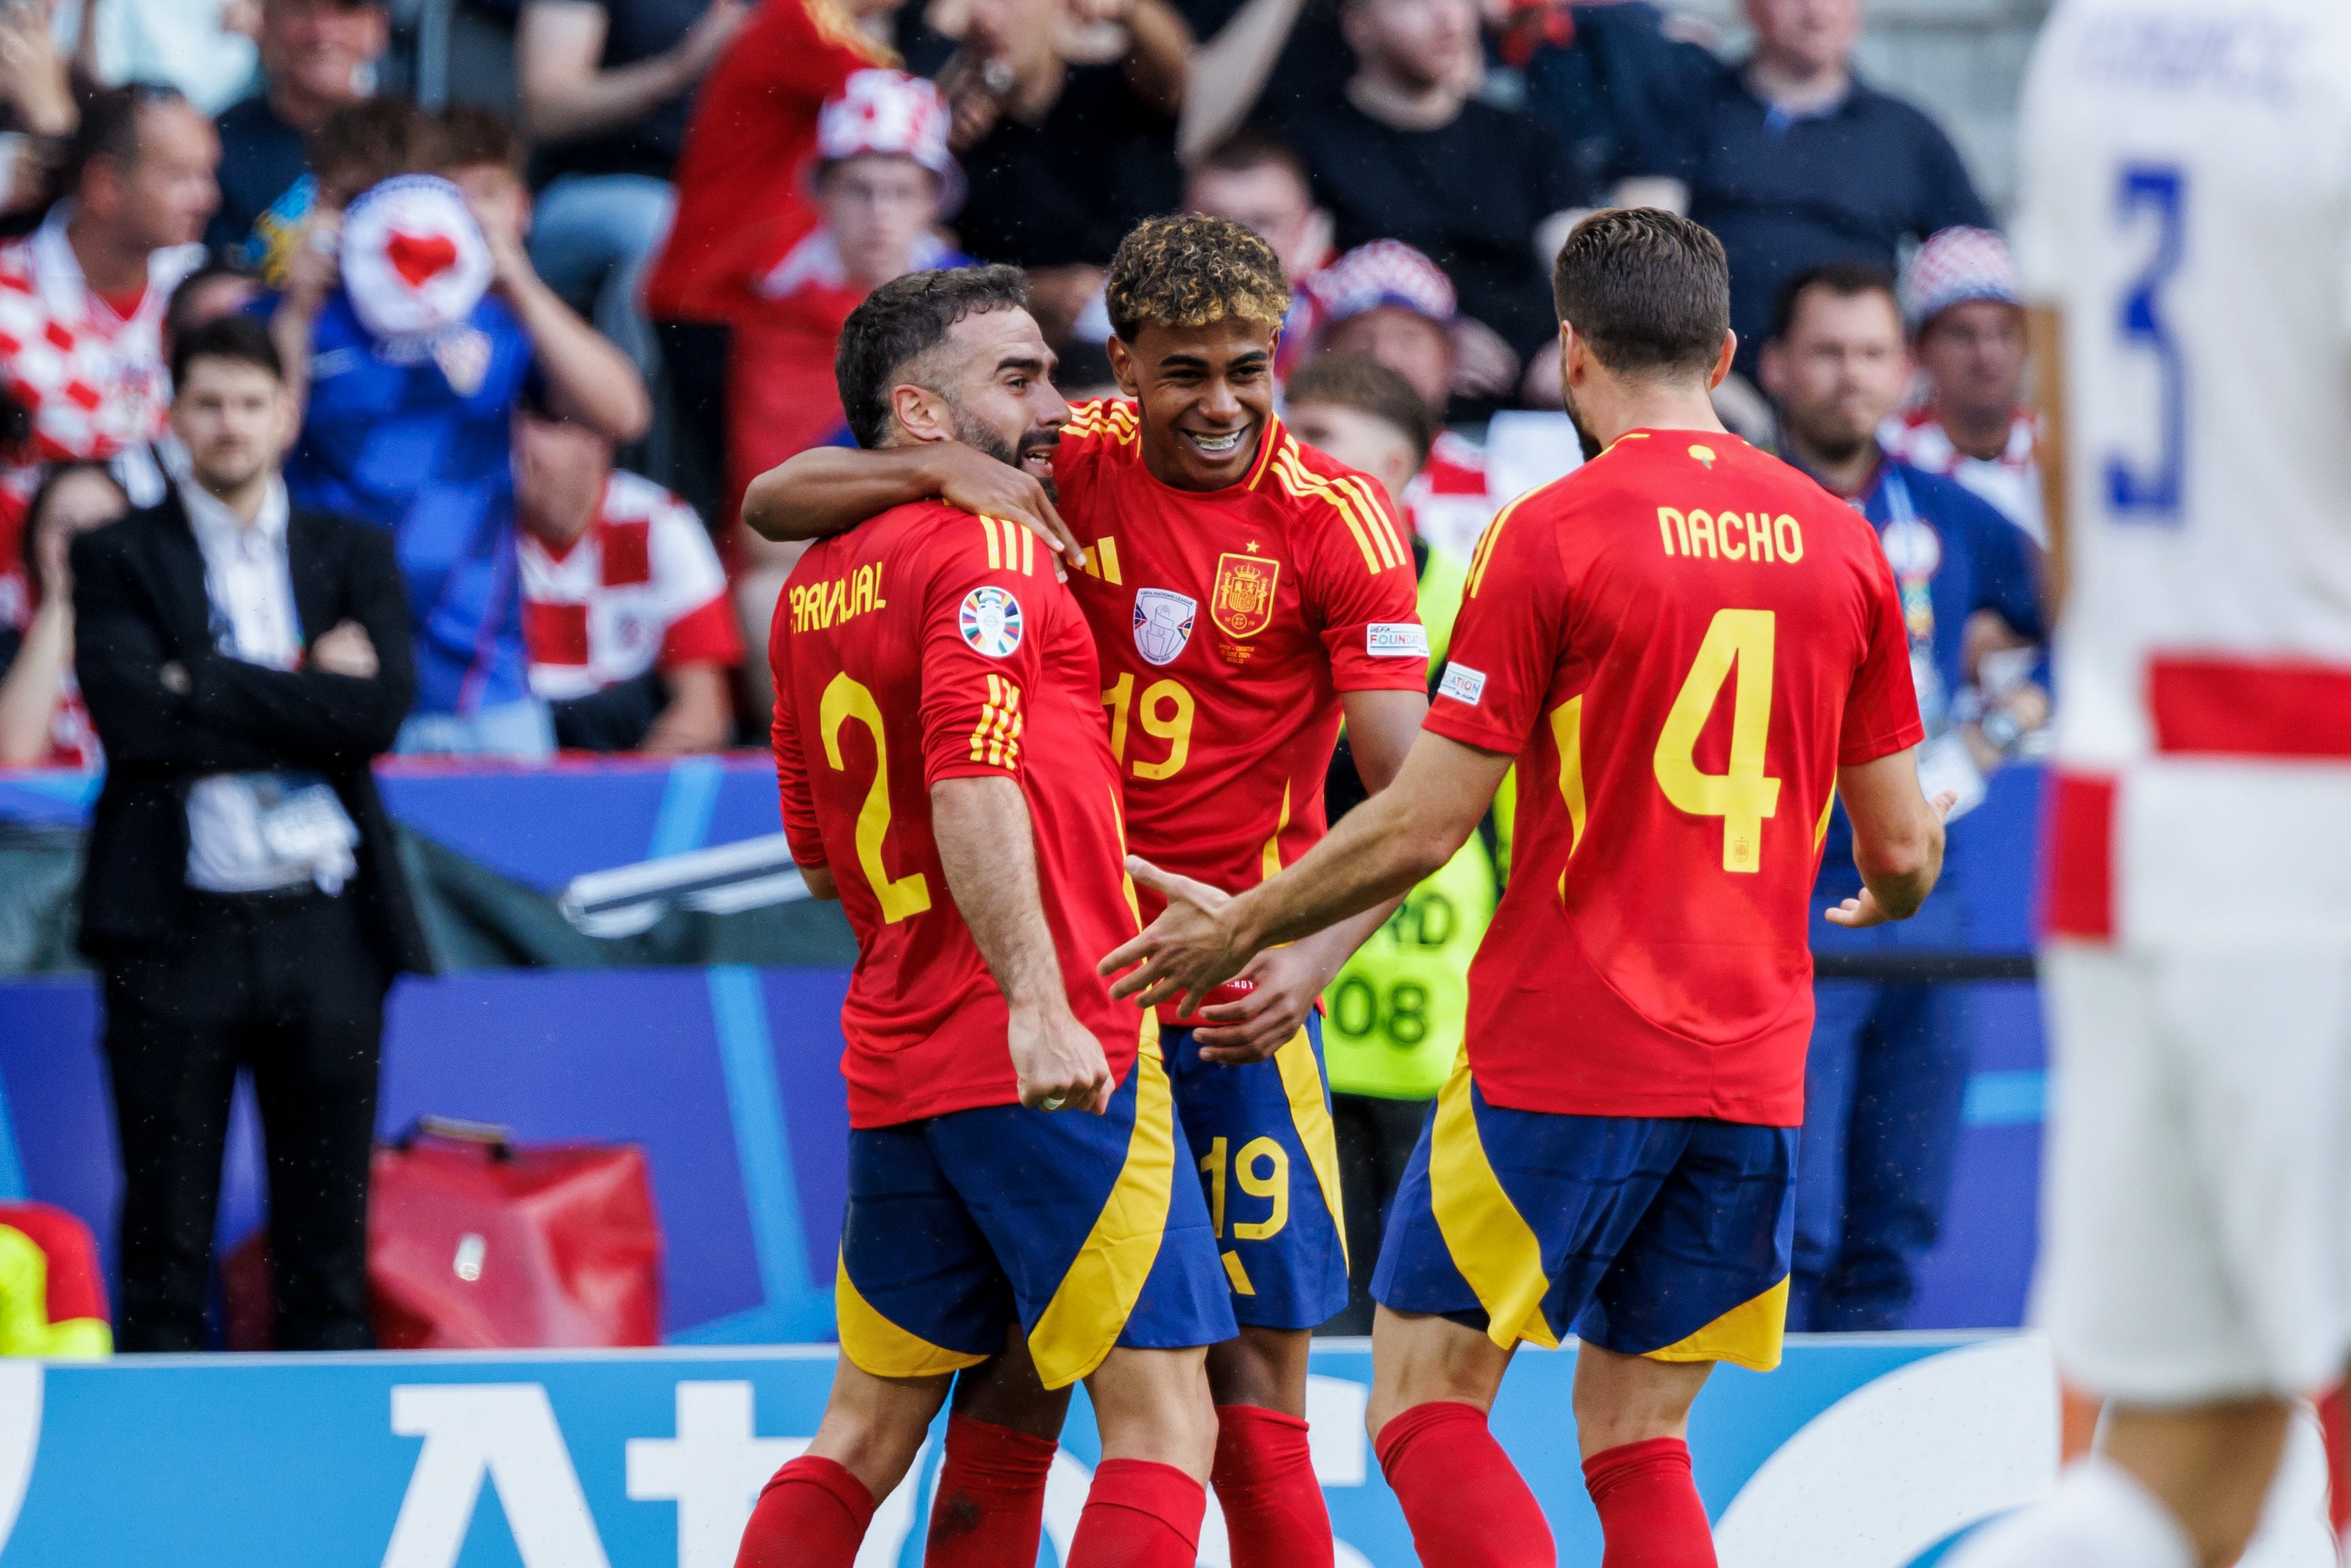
[1288,896,1404,979]
[934,775,1067,1007]
[1174,0,1303,162]
[511,274,652,441]
[743,447,945,542]
[1124,0,1192,119]
[1857,818,1944,922]
[1231,786,1456,954]
[524,55,694,143]
[0,605,68,765]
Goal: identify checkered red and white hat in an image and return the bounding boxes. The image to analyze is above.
[1901,225,2020,331]
[339,174,492,348]
[1310,240,1458,327]
[816,69,962,212]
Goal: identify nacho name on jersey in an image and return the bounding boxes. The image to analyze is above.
[789,561,889,633]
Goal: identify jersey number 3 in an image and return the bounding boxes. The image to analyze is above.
[1654,609,1781,874]
[822,673,933,922]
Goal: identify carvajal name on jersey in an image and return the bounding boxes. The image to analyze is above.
[790,561,888,632]
[1438,662,1487,705]
[1656,506,1805,564]
[1368,622,1430,658]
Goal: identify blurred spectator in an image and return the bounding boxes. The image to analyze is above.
[1651,0,1991,382]
[515,0,751,385]
[0,0,86,221]
[1758,261,2045,1333]
[1183,129,1329,383]
[1169,0,1350,162]
[72,313,426,1352]
[1284,0,1590,361]
[1308,240,1498,557]
[208,0,386,280]
[82,0,262,115]
[1288,352,1494,1337]
[0,460,128,768]
[942,0,1190,341]
[729,69,967,712]
[1883,225,2044,546]
[640,0,897,523]
[108,259,265,507]
[277,113,651,757]
[0,83,216,629]
[1513,0,1718,200]
[0,1201,110,1356]
[515,398,739,753]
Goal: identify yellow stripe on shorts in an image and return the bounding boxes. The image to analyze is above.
[1428,1056,1558,1349]
[1644,1275,1789,1373]
[834,1249,991,1379]
[1272,1028,1347,1267]
[1027,1043,1178,1389]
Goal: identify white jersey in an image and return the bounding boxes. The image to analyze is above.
[2014,0,2351,770]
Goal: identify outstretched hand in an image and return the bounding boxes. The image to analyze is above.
[1099,857,1252,1018]
[929,443,1087,575]
[1824,789,1959,928]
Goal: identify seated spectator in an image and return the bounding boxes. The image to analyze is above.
[1183,130,1331,384]
[1307,240,1498,557]
[0,462,131,768]
[513,398,739,753]
[1758,261,2045,1333]
[1883,225,2045,546]
[0,83,215,629]
[1650,0,1992,383]
[84,0,262,115]
[516,0,752,385]
[729,69,968,712]
[1284,0,1591,362]
[208,0,388,282]
[277,116,652,757]
[641,0,900,522]
[942,0,1190,339]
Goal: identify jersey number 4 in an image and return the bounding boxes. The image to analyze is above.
[822,673,933,923]
[1653,609,1781,874]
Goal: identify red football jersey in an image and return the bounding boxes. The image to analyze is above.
[1427,431,1923,1125]
[1052,400,1428,908]
[771,501,1143,1128]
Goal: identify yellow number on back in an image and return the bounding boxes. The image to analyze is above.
[1652,609,1782,874]
[821,672,933,922]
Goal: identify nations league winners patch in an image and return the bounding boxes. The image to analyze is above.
[1437,662,1486,705]
[960,586,1024,657]
[1132,588,1198,666]
[1367,622,1429,658]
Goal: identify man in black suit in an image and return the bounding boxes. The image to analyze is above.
[72,315,430,1352]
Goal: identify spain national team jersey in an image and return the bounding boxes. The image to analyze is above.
[771,500,1143,1128]
[1052,400,1428,905]
[1428,431,1922,1125]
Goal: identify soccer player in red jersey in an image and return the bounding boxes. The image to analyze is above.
[749,216,1430,1568]
[1106,209,1954,1568]
[742,266,1234,1568]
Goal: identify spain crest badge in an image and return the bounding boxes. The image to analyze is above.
[1210,553,1280,639]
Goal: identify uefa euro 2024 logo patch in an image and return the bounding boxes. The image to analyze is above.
[960,586,1023,658]
[1132,589,1197,667]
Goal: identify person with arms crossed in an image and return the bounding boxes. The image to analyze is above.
[747,213,1430,1568]
[1105,208,1950,1568]
[1949,5,2351,1567]
[737,265,1230,1568]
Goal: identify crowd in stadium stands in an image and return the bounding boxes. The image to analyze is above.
[0,0,2052,1350]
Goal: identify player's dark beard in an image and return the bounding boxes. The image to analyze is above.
[1791,416,1870,468]
[948,409,1061,501]
[1559,384,1604,464]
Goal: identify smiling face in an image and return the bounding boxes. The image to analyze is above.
[888,305,1069,490]
[1107,317,1280,492]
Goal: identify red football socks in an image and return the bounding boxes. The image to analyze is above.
[1373,1400,1555,1568]
[1069,1457,1207,1567]
[1581,1436,1717,1568]
[924,1412,1059,1567]
[735,1455,876,1568]
[1212,1403,1334,1568]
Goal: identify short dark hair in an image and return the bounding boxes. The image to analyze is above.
[310,96,443,201]
[436,105,522,173]
[1105,213,1290,343]
[1193,130,1311,195]
[165,261,258,348]
[63,82,186,197]
[170,314,284,392]
[835,265,1031,449]
[1285,354,1434,465]
[1769,261,1900,344]
[1550,207,1731,377]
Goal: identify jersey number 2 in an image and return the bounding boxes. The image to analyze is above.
[821,673,933,922]
[1654,609,1781,874]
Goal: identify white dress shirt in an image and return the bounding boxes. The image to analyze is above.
[181,479,360,895]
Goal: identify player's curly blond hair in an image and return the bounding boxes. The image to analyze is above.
[1105,214,1291,343]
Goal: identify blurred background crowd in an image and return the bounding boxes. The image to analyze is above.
[0,0,2058,1356]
